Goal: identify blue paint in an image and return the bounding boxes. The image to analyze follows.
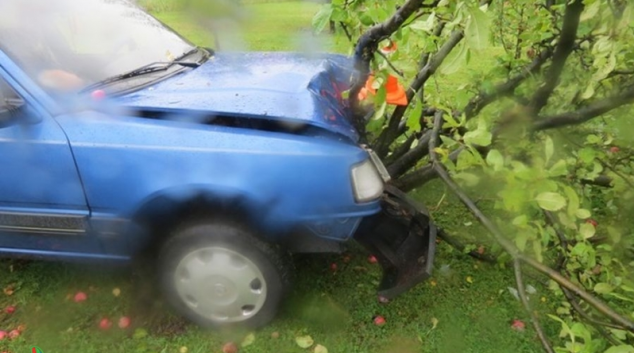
[0,19,384,260]
[117,52,359,142]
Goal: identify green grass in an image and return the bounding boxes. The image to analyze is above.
[0,2,552,352]
[0,184,550,353]
[152,2,349,52]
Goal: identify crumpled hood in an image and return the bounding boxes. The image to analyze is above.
[116,52,359,141]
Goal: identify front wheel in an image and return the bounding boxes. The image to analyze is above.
[158,221,291,328]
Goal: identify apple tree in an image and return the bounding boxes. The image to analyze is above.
[314,0,634,351]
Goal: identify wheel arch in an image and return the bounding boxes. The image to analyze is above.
[127,184,276,256]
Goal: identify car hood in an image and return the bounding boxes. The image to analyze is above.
[116,52,359,141]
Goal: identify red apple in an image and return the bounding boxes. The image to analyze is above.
[511,319,525,331]
[586,219,598,227]
[4,305,15,314]
[222,342,238,353]
[74,292,88,303]
[99,318,112,330]
[330,263,338,272]
[373,315,386,326]
[8,329,20,339]
[367,255,378,264]
[118,316,131,329]
[0,331,7,340]
[610,146,620,153]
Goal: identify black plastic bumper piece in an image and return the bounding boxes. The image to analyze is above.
[354,185,437,299]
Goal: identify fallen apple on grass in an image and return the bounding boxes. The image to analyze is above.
[373,315,386,326]
[511,319,525,331]
[4,305,15,314]
[118,316,131,329]
[99,318,112,330]
[222,342,238,353]
[8,329,19,339]
[74,292,88,303]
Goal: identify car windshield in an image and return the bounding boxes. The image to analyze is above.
[0,0,196,92]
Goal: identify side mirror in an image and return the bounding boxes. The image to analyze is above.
[0,97,28,128]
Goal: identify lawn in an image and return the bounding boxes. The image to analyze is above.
[0,2,552,353]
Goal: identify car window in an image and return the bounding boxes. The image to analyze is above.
[0,76,23,112]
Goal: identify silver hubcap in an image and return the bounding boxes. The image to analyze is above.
[174,247,267,323]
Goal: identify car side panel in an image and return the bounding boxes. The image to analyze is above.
[56,110,379,255]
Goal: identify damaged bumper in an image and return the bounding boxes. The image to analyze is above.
[354,185,437,299]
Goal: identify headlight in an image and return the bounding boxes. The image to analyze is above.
[351,159,384,203]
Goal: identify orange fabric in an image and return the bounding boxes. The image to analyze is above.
[357,74,408,106]
[381,41,397,54]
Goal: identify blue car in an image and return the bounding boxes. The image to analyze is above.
[0,0,436,328]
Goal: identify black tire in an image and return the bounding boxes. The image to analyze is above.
[158,220,292,329]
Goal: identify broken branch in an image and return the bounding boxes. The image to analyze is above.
[514,259,555,353]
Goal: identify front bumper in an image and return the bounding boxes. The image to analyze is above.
[354,185,437,299]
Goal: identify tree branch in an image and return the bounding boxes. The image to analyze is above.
[387,130,432,177]
[529,0,584,114]
[376,50,405,77]
[374,25,457,158]
[385,133,418,165]
[387,47,552,182]
[464,48,553,119]
[437,228,497,263]
[349,0,427,136]
[532,85,634,131]
[426,113,634,333]
[514,259,555,353]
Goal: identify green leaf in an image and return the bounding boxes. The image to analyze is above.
[439,41,468,75]
[606,292,634,303]
[547,314,574,341]
[580,223,596,240]
[486,149,504,171]
[464,7,490,51]
[535,192,566,211]
[574,209,591,219]
[545,136,554,164]
[548,160,568,177]
[454,172,480,186]
[512,215,528,227]
[133,328,148,339]
[372,101,387,121]
[463,119,492,146]
[594,282,614,294]
[312,4,333,34]
[409,12,436,33]
[296,335,314,349]
[578,148,596,165]
[407,99,423,131]
[562,186,580,218]
[515,231,528,251]
[241,333,255,347]
[314,344,329,353]
[580,1,600,22]
[603,345,634,353]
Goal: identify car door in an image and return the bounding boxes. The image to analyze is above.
[0,68,100,257]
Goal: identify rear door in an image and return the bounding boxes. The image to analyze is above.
[0,65,99,257]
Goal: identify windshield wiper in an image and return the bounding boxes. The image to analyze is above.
[79,48,205,93]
